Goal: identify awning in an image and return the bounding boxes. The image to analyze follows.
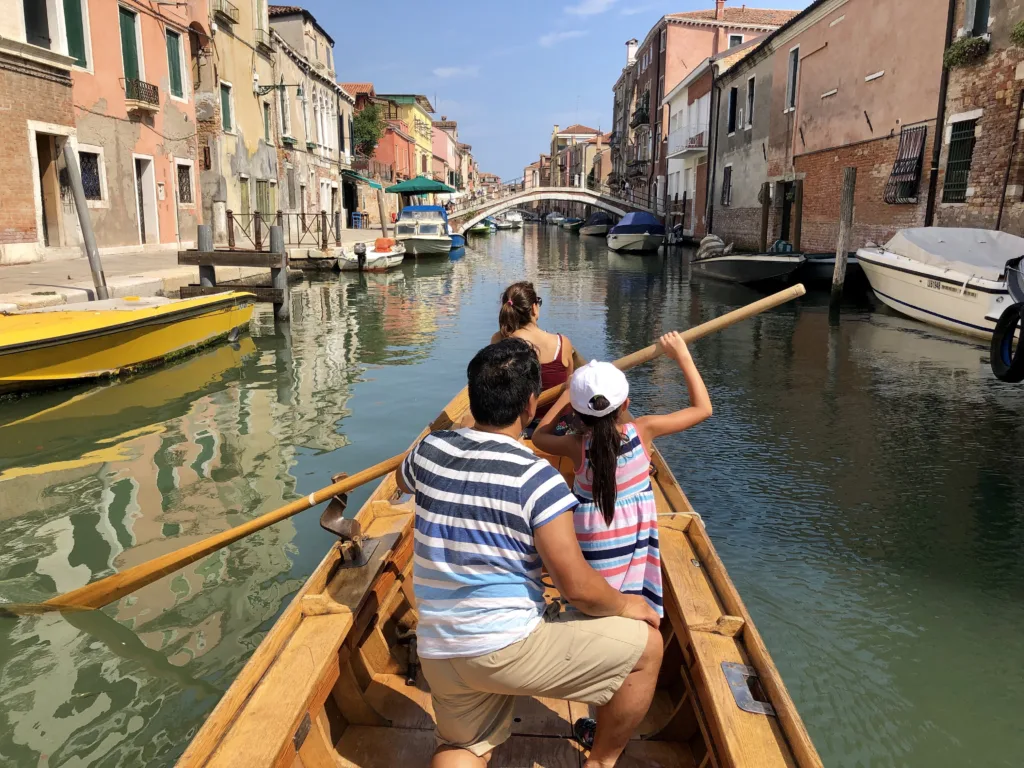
[342,169,382,190]
[385,175,456,194]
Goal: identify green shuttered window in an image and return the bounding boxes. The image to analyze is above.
[166,30,183,98]
[221,83,233,131]
[64,0,87,67]
[119,7,139,81]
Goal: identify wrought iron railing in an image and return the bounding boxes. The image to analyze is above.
[629,106,649,128]
[212,0,239,23]
[125,78,159,106]
[667,123,709,155]
[226,210,343,250]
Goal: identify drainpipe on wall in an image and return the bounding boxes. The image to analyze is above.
[924,0,958,227]
[996,89,1024,232]
[705,70,720,237]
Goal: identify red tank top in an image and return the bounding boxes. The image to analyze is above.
[540,334,569,392]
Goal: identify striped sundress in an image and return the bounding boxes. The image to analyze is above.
[572,422,663,616]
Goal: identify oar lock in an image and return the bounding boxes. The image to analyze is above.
[319,472,377,568]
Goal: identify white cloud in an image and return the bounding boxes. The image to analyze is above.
[432,66,480,78]
[538,30,588,47]
[565,0,616,15]
[620,4,654,15]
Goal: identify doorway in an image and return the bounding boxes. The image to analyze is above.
[35,133,63,247]
[133,156,158,244]
[342,180,357,227]
[780,180,794,243]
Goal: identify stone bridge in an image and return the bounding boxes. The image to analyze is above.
[449,187,657,234]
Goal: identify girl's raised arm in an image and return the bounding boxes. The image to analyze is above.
[636,331,713,444]
[532,388,582,460]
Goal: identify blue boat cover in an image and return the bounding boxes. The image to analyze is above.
[401,205,449,223]
[609,211,664,235]
[584,211,613,225]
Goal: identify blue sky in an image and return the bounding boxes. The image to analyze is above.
[303,0,807,180]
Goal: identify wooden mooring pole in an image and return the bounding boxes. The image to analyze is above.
[830,167,857,312]
[759,182,771,253]
[270,225,289,322]
[376,187,390,238]
[197,225,215,287]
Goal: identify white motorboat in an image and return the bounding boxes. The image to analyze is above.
[856,228,1020,339]
[580,211,613,236]
[394,206,452,256]
[504,211,523,228]
[546,212,565,226]
[338,239,406,272]
[606,212,666,253]
[494,218,515,230]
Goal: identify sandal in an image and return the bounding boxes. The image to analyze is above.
[572,717,597,750]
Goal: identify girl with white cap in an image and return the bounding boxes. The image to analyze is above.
[533,331,713,618]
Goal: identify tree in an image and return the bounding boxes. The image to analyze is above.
[353,104,386,156]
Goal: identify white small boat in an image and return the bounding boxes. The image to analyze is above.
[607,212,665,253]
[494,218,514,230]
[546,213,565,226]
[857,228,1019,339]
[338,239,406,272]
[504,211,523,228]
[580,211,613,236]
[394,206,453,256]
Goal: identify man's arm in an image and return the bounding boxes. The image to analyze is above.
[535,513,659,627]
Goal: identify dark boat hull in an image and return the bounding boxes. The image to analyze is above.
[692,254,805,285]
[797,253,864,285]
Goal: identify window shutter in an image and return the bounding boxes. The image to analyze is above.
[884,125,927,204]
[64,0,87,67]
[119,8,139,82]
[166,31,183,98]
[221,85,232,131]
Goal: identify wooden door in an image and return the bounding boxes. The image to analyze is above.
[119,7,139,82]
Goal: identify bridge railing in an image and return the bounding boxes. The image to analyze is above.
[448,177,656,219]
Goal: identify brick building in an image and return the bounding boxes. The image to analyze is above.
[609,1,797,212]
[933,0,1024,235]
[0,6,76,265]
[709,0,949,252]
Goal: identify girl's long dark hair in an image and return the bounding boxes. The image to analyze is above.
[578,397,625,526]
[498,281,538,338]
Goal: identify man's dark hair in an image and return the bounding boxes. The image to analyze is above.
[467,338,542,427]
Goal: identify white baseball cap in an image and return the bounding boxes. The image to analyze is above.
[570,361,629,417]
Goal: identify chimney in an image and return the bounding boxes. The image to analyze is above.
[626,38,638,66]
[715,0,725,20]
[441,115,447,120]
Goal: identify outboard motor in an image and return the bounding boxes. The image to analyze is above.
[354,242,367,272]
[990,256,1024,382]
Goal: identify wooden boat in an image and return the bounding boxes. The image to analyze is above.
[795,253,865,287]
[692,253,805,285]
[0,292,254,396]
[580,211,613,236]
[338,240,406,272]
[178,383,822,768]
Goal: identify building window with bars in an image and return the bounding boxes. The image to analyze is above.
[942,119,978,203]
[884,125,928,204]
[176,161,194,204]
[721,166,733,206]
[79,151,103,201]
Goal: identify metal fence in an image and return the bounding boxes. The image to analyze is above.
[226,210,342,250]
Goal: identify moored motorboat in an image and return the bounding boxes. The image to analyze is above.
[0,292,254,395]
[546,212,565,226]
[607,211,665,253]
[504,211,524,228]
[338,239,406,272]
[796,252,865,287]
[561,217,583,232]
[176,375,822,768]
[580,211,613,236]
[857,228,1018,339]
[692,253,806,285]
[494,218,514,230]
[394,206,453,256]
[466,220,491,235]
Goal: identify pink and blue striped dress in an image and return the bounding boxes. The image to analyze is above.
[573,422,663,616]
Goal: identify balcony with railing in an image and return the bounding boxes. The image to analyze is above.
[253,27,271,51]
[352,155,394,182]
[629,106,649,129]
[667,122,709,157]
[212,0,239,24]
[124,78,159,111]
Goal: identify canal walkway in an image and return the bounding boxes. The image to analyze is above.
[0,228,387,311]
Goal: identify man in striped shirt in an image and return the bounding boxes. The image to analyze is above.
[397,338,662,768]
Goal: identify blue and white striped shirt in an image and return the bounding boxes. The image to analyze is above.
[401,428,578,658]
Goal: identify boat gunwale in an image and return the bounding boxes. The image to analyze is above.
[0,293,255,357]
[855,250,1008,293]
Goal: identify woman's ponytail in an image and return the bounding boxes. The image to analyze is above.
[579,398,624,526]
[498,281,538,337]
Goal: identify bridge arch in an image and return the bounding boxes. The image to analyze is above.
[451,187,652,234]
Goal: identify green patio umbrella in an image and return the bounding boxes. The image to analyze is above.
[385,175,456,194]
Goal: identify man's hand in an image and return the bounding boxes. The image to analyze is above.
[619,595,660,629]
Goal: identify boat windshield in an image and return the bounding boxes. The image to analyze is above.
[399,210,445,223]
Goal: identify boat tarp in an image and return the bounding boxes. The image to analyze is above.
[584,211,613,225]
[400,205,449,223]
[610,211,665,235]
[884,228,1024,282]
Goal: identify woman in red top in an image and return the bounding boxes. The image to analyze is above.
[491,281,575,398]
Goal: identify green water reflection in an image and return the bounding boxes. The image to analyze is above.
[1,228,1022,766]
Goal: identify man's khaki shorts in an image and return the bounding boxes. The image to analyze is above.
[419,614,649,757]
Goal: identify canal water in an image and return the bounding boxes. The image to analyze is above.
[1,228,1022,767]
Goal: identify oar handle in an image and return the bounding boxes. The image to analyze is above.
[39,452,407,612]
[537,283,805,407]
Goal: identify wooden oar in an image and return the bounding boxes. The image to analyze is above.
[2,283,804,617]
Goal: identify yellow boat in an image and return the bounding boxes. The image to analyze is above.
[0,293,255,396]
[178,384,822,768]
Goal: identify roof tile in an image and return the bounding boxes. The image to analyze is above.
[561,123,600,135]
[340,82,374,95]
[668,6,799,26]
